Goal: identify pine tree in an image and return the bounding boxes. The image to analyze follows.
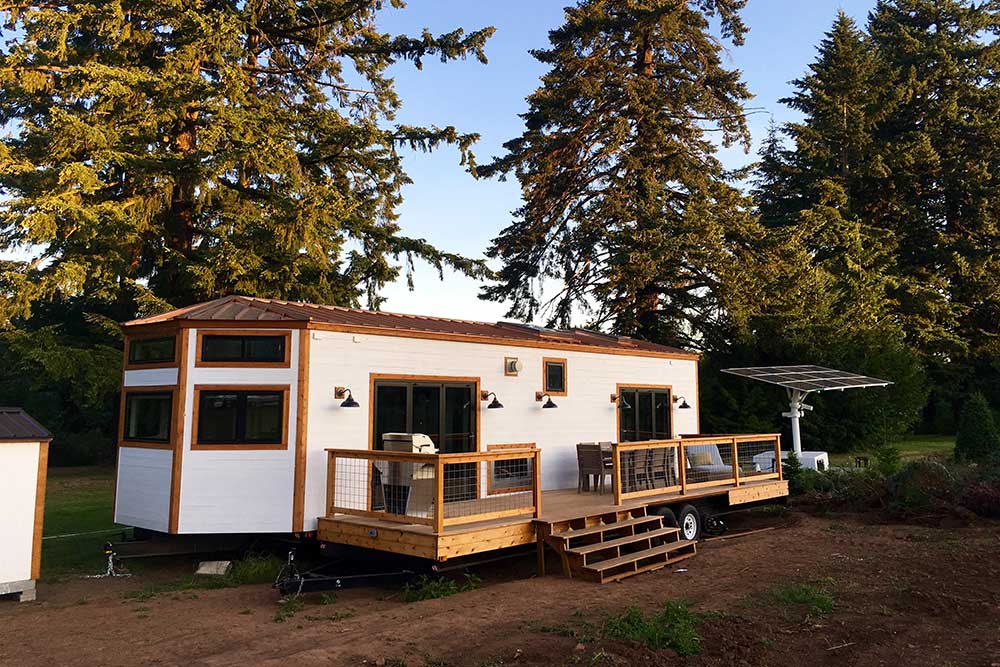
[955,392,1000,463]
[0,1,495,321]
[477,0,762,346]
[867,0,1000,361]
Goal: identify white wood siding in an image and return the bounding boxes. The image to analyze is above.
[114,447,172,532]
[304,331,699,531]
[176,328,300,534]
[0,442,41,584]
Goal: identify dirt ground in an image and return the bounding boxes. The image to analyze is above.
[2,511,999,667]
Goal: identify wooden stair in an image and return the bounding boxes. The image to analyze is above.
[538,507,696,584]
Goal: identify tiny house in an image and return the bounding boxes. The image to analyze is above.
[0,409,52,602]
[116,296,786,582]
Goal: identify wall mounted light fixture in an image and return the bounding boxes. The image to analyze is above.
[673,395,691,409]
[481,390,504,409]
[610,393,632,410]
[535,391,558,409]
[335,386,360,408]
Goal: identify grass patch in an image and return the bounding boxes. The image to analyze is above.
[123,554,284,601]
[273,596,305,623]
[770,578,836,618]
[41,466,131,577]
[602,600,703,656]
[303,610,355,622]
[829,435,955,467]
[401,574,480,603]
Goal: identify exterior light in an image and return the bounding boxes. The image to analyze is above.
[536,392,558,409]
[482,391,504,409]
[335,387,360,408]
[673,395,691,409]
[610,393,631,410]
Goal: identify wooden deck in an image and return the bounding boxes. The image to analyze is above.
[316,478,788,561]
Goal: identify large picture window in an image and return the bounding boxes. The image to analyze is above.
[195,388,286,447]
[123,391,173,443]
[618,387,672,442]
[128,336,175,365]
[199,333,288,364]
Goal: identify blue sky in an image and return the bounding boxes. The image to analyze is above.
[375,1,878,322]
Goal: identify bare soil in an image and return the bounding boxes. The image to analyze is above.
[2,511,999,667]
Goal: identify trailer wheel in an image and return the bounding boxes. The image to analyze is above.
[677,504,702,541]
[649,506,678,529]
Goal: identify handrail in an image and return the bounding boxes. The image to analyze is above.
[612,433,782,505]
[325,447,542,532]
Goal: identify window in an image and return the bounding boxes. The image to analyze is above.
[128,336,175,365]
[200,334,287,364]
[196,389,285,446]
[123,391,173,442]
[618,387,672,442]
[543,358,567,395]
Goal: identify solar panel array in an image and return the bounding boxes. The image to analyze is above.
[721,365,892,393]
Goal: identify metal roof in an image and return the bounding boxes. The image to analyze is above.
[721,365,892,393]
[0,408,52,442]
[123,295,696,358]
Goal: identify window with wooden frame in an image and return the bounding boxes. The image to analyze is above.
[122,390,174,443]
[127,336,176,366]
[486,443,536,495]
[193,385,289,449]
[196,331,291,367]
[542,357,567,396]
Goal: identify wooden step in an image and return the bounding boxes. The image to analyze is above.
[598,551,697,584]
[584,539,696,573]
[551,515,662,541]
[567,526,680,556]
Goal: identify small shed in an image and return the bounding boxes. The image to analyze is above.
[0,408,52,602]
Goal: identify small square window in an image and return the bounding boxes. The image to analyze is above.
[128,337,176,364]
[543,359,567,395]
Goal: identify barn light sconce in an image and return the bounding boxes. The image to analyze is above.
[481,390,504,409]
[335,386,360,408]
[673,395,691,410]
[610,393,632,410]
[535,392,558,409]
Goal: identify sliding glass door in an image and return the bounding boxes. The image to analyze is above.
[373,380,477,502]
[618,387,672,442]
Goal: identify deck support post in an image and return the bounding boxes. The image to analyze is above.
[434,457,445,535]
[731,437,740,487]
[536,537,546,577]
[612,445,623,506]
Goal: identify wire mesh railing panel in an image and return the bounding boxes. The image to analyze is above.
[617,443,682,498]
[329,452,438,524]
[683,439,737,487]
[441,454,536,524]
[735,437,781,479]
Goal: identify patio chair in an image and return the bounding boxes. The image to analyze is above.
[648,446,676,488]
[577,443,612,494]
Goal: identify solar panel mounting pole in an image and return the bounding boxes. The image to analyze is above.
[781,389,812,456]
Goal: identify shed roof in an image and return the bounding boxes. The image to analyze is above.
[0,408,52,442]
[123,295,696,359]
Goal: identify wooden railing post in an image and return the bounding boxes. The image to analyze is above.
[434,456,445,535]
[775,434,783,479]
[326,451,336,516]
[678,440,687,495]
[731,437,740,487]
[612,444,623,506]
[532,450,542,518]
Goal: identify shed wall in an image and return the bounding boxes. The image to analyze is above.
[0,442,40,583]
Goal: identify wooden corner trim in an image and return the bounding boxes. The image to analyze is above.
[293,331,310,532]
[542,357,568,396]
[190,384,291,451]
[31,441,49,580]
[194,329,293,368]
[169,330,190,533]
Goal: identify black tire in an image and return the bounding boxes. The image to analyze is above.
[677,504,702,541]
[650,506,679,528]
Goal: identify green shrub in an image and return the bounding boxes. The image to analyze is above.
[602,600,702,656]
[401,574,480,603]
[887,461,957,515]
[873,445,902,477]
[770,579,835,617]
[784,451,804,495]
[955,393,1000,463]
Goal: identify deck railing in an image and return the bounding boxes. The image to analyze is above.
[611,434,782,505]
[325,447,541,533]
